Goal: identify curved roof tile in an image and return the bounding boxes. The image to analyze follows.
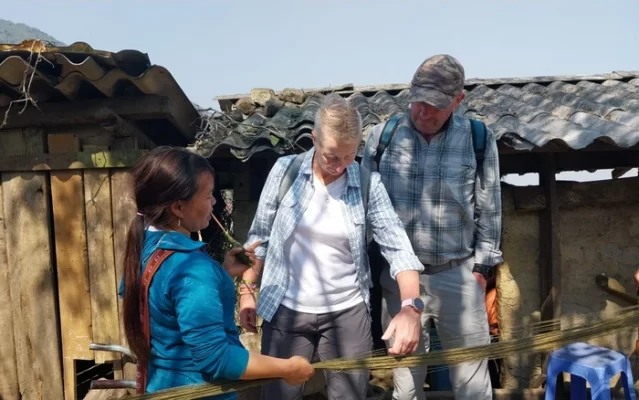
[0,40,198,144]
[195,71,639,160]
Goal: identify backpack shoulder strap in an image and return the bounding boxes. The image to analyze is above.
[278,153,305,205]
[469,119,487,189]
[361,114,403,217]
[137,248,175,394]
[359,163,371,220]
[470,119,487,157]
[374,114,402,165]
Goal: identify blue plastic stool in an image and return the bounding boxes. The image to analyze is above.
[544,342,636,400]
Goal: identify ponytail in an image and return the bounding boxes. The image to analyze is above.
[122,214,148,363]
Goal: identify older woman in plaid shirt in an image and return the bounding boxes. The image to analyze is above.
[238,94,425,400]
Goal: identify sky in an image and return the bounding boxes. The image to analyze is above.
[3,1,638,183]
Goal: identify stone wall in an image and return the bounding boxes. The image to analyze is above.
[497,184,543,388]
[497,177,639,389]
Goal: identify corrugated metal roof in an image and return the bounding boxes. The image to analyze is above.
[194,71,639,161]
[0,40,200,144]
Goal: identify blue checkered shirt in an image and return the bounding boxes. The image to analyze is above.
[245,148,424,323]
[361,113,503,268]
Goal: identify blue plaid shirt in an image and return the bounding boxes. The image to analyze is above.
[361,113,503,268]
[245,148,424,323]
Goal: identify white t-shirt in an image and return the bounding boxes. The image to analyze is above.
[281,173,363,314]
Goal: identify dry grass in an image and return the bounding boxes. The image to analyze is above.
[1,39,53,129]
[130,304,639,400]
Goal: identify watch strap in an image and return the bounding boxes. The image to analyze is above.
[401,299,414,308]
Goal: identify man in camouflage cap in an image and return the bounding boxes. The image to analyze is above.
[362,54,502,400]
[406,54,466,110]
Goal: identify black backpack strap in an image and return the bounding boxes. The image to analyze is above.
[359,163,372,232]
[360,153,374,223]
[278,153,305,205]
[374,115,402,166]
[361,114,403,217]
[469,119,487,190]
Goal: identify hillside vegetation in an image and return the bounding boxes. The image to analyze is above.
[0,18,64,45]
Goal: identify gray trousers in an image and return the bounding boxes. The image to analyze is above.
[260,302,373,400]
[381,258,492,400]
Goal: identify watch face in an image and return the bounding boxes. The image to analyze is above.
[414,298,424,311]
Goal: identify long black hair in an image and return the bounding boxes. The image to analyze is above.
[122,146,214,363]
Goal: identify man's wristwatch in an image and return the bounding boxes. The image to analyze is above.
[472,263,495,280]
[401,298,424,313]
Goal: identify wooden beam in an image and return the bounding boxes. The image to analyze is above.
[0,150,147,172]
[499,150,639,175]
[511,177,639,212]
[554,150,639,171]
[95,108,156,149]
[0,95,171,130]
[539,153,562,318]
[537,153,562,386]
[496,140,637,154]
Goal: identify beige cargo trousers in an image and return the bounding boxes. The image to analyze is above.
[380,257,493,400]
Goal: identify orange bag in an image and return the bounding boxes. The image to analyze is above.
[485,288,499,336]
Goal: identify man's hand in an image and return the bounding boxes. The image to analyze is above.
[473,272,487,292]
[381,306,421,356]
[633,269,639,289]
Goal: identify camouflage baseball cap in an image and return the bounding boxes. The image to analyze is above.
[406,54,465,109]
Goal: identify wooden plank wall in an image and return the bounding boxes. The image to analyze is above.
[0,126,139,400]
[49,133,95,400]
[0,150,20,400]
[111,137,139,382]
[0,128,64,400]
[85,166,121,364]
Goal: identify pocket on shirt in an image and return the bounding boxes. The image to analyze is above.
[351,202,365,226]
[380,156,418,198]
[440,163,474,215]
[280,192,298,208]
[382,145,415,165]
[274,192,299,225]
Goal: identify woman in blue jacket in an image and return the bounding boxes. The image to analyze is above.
[120,146,314,398]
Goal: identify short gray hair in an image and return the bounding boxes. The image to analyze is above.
[314,93,362,142]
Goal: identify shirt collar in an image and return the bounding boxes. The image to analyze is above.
[149,229,207,252]
[404,111,457,140]
[300,147,360,188]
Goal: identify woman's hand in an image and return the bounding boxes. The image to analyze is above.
[239,293,258,333]
[223,240,262,278]
[282,356,315,386]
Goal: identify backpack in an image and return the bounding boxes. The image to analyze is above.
[277,114,488,209]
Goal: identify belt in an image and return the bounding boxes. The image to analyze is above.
[420,255,473,275]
